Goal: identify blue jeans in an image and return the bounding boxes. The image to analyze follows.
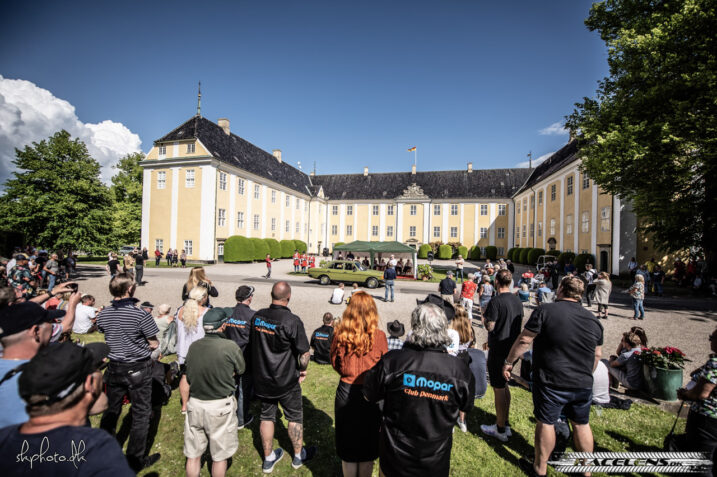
[47,274,57,292]
[456,269,464,282]
[654,282,663,295]
[384,280,394,301]
[235,372,253,426]
[632,298,644,318]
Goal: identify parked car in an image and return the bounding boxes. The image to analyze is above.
[308,260,384,288]
[119,245,136,255]
[535,254,556,271]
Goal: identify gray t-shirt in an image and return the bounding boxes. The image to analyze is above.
[46,259,59,274]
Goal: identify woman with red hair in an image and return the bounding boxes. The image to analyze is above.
[331,291,388,477]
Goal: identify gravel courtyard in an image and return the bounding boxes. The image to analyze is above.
[75,259,717,386]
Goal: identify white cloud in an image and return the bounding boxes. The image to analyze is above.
[516,151,554,168]
[0,75,141,187]
[539,121,568,136]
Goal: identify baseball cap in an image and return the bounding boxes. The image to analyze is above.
[0,302,54,338]
[203,307,233,331]
[140,301,155,309]
[19,342,109,405]
[235,285,255,302]
[14,253,28,260]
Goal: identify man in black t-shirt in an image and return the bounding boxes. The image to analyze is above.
[250,281,316,473]
[106,252,120,278]
[310,312,334,364]
[132,249,145,285]
[226,285,255,428]
[438,271,457,304]
[503,276,603,477]
[481,269,523,442]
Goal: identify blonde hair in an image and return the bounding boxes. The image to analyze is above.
[157,304,171,316]
[185,267,211,292]
[451,306,473,345]
[635,274,645,283]
[182,286,208,330]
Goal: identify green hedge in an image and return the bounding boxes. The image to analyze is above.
[457,246,469,259]
[469,245,481,260]
[333,242,345,252]
[293,240,307,253]
[557,252,576,269]
[512,248,522,263]
[574,253,596,273]
[506,248,517,261]
[418,244,431,259]
[224,235,254,262]
[250,238,270,261]
[527,248,546,267]
[280,240,295,258]
[519,248,533,265]
[438,244,452,260]
[265,238,281,259]
[546,250,561,258]
[485,246,498,261]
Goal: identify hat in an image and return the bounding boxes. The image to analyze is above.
[387,320,405,338]
[19,342,109,405]
[203,307,233,331]
[446,271,454,277]
[416,294,456,321]
[140,301,154,309]
[0,302,54,338]
[14,253,28,261]
[235,285,255,302]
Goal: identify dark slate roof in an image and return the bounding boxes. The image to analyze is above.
[155,116,313,194]
[513,140,579,196]
[311,168,531,201]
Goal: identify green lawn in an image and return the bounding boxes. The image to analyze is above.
[73,332,682,476]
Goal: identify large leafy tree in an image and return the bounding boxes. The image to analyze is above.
[0,130,113,254]
[566,0,717,272]
[109,152,144,248]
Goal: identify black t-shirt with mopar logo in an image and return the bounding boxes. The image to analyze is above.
[250,304,310,399]
[310,325,334,364]
[363,344,474,477]
[226,303,254,354]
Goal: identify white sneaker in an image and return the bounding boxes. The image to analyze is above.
[456,418,467,433]
[505,425,512,437]
[480,423,509,442]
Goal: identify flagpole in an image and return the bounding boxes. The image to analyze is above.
[414,148,417,169]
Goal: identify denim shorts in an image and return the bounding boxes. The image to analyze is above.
[533,382,592,425]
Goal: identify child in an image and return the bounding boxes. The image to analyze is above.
[628,274,645,320]
[310,312,335,364]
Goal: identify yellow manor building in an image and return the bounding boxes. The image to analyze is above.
[140,115,645,274]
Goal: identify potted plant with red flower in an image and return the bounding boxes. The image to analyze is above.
[638,346,690,400]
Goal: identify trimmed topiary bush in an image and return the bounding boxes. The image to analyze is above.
[250,238,270,261]
[574,253,596,273]
[438,244,452,260]
[265,238,281,259]
[527,248,546,267]
[469,245,481,260]
[557,251,576,269]
[418,244,431,259]
[506,248,517,261]
[457,245,469,259]
[512,248,522,263]
[485,246,498,261]
[280,240,295,258]
[546,250,561,258]
[519,248,533,265]
[293,240,307,253]
[224,235,254,262]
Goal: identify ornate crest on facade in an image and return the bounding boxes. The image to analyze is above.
[397,183,429,200]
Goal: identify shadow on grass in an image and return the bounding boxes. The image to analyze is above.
[467,405,534,468]
[604,430,664,453]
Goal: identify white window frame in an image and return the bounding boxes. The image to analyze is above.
[347,205,353,215]
[254,184,260,200]
[498,247,504,256]
[433,226,440,238]
[185,169,195,188]
[530,223,534,237]
[498,204,506,216]
[450,226,458,238]
[409,226,416,237]
[434,204,441,215]
[186,143,195,154]
[158,145,167,156]
[237,212,244,228]
[217,243,224,256]
[346,225,353,235]
[497,227,505,239]
[332,205,338,215]
[157,171,166,189]
[286,196,290,207]
[217,208,226,227]
[583,174,590,189]
[271,218,276,231]
[550,219,556,235]
[387,205,394,215]
[155,239,164,253]
[331,225,338,235]
[296,222,300,233]
[253,214,260,230]
[566,214,573,235]
[551,184,556,201]
[219,172,227,191]
[271,190,276,204]
[238,178,245,195]
[410,205,417,216]
[581,211,590,233]
[480,204,488,216]
[183,240,193,256]
[386,225,394,237]
[372,225,379,236]
[372,205,379,216]
[450,204,458,216]
[480,227,488,239]
[567,176,574,195]
[601,207,611,231]
[538,222,543,237]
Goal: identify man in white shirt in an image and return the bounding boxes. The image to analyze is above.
[329,283,345,304]
[73,295,98,334]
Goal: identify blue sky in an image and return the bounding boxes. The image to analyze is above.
[0,0,607,180]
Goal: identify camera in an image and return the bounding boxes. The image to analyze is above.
[67,283,78,293]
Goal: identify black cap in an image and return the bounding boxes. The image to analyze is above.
[14,253,28,261]
[0,302,54,338]
[140,301,154,309]
[19,342,109,405]
[387,320,405,338]
[235,285,255,302]
[416,293,456,321]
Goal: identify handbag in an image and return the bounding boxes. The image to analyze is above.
[663,401,685,451]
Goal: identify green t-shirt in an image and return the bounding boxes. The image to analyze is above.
[185,333,245,401]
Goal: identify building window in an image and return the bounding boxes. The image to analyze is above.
[271,218,276,231]
[409,226,416,237]
[551,184,556,201]
[286,220,290,232]
[238,178,245,195]
[517,202,520,214]
[304,202,307,212]
[157,171,166,189]
[331,225,338,235]
[565,248,573,253]
[566,214,573,235]
[498,247,504,256]
[480,227,488,239]
[480,247,486,256]
[523,199,527,211]
[219,172,227,190]
[217,209,226,227]
[601,207,611,231]
[387,225,394,237]
[372,225,379,237]
[581,211,590,233]
[296,199,300,210]
[433,204,440,215]
[498,204,506,216]
[158,145,167,156]
[538,222,543,237]
[516,229,520,240]
[254,184,260,200]
[480,204,488,216]
[550,219,556,235]
[305,223,308,232]
[567,176,574,195]
[433,226,441,238]
[410,205,417,216]
[271,190,276,203]
[237,212,244,228]
[332,205,338,215]
[497,227,505,239]
[286,195,290,207]
[450,204,458,216]
[530,195,535,209]
[185,169,195,188]
[530,223,534,237]
[296,222,300,233]
[583,174,590,189]
[387,205,394,215]
[347,205,353,215]
[538,191,543,205]
[186,143,195,154]
[155,239,164,253]
[253,215,260,230]
[372,205,379,216]
[450,226,458,238]
[183,240,193,255]
[346,225,353,235]
[522,225,526,238]
[217,243,224,255]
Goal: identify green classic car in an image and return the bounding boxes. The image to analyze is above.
[308,260,384,288]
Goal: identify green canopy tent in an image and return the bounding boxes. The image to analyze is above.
[333,241,418,279]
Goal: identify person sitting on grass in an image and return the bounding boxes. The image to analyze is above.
[536,282,552,305]
[330,283,345,305]
[607,331,643,391]
[310,312,335,364]
[72,294,98,334]
[516,282,530,303]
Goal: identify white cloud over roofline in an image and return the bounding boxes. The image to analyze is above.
[538,121,568,136]
[515,151,554,168]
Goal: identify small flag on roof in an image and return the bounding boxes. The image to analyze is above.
[407,146,416,152]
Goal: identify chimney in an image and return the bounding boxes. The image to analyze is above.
[310,171,315,177]
[272,149,282,163]
[363,167,369,176]
[467,162,473,173]
[411,164,416,175]
[217,118,230,135]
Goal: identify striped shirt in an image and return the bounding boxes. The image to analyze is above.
[97,298,159,362]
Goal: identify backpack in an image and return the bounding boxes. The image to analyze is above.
[161,319,178,356]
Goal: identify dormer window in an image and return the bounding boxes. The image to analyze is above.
[187,143,195,154]
[158,145,167,156]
